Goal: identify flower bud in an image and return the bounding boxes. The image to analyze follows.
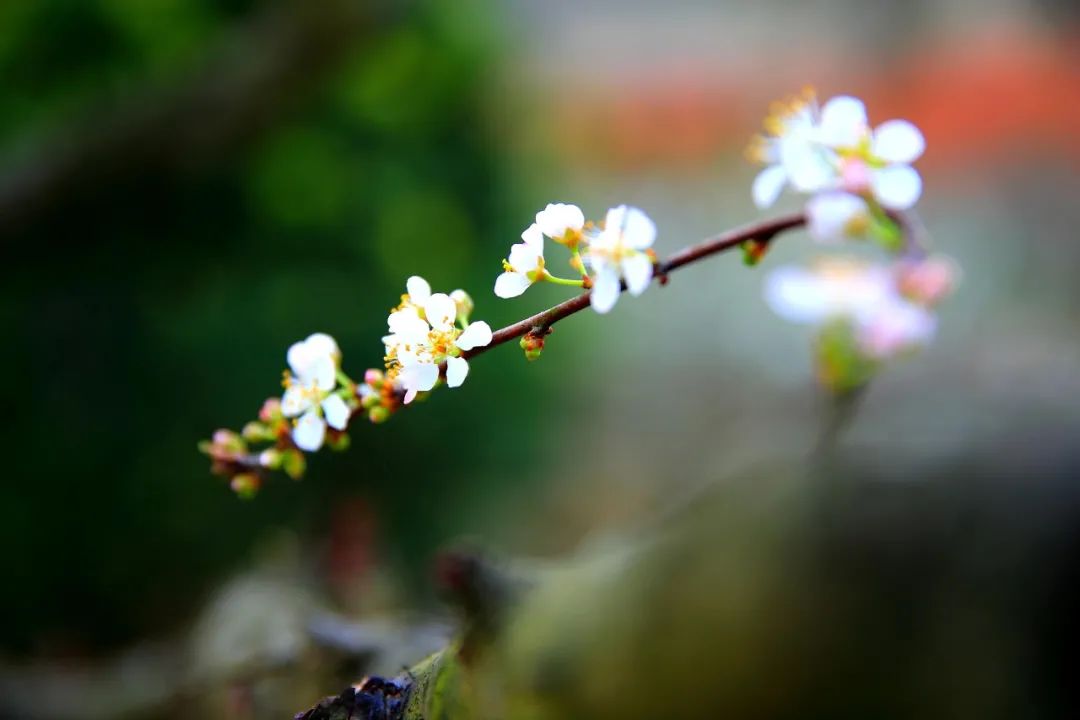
[520,332,544,362]
[363,369,384,386]
[369,406,391,424]
[327,431,351,451]
[896,255,957,307]
[282,449,306,480]
[230,473,261,499]
[450,289,474,325]
[741,239,770,267]
[242,421,273,442]
[258,449,283,469]
[258,397,283,423]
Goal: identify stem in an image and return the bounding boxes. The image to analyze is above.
[543,273,586,288]
[460,211,807,362]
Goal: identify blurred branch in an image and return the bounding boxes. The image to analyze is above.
[0,0,404,237]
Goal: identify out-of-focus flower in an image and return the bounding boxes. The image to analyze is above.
[747,87,827,208]
[765,258,936,359]
[450,289,474,324]
[535,202,585,245]
[805,191,871,243]
[817,95,925,211]
[384,279,492,404]
[583,205,657,314]
[495,224,546,298]
[281,333,350,451]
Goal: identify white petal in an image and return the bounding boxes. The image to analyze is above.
[602,205,627,237]
[856,299,937,359]
[871,165,922,210]
[622,207,657,250]
[779,135,836,193]
[752,164,788,209]
[321,394,350,430]
[303,333,339,360]
[403,388,418,405]
[521,222,544,248]
[456,320,493,350]
[387,307,429,341]
[292,411,327,452]
[308,355,337,392]
[424,293,458,331]
[590,269,621,314]
[507,241,543,273]
[445,356,470,388]
[494,271,531,299]
[872,120,925,164]
[286,338,316,378]
[764,266,830,324]
[281,385,312,417]
[399,362,440,393]
[817,95,868,147]
[535,203,585,238]
[406,276,431,304]
[622,253,653,296]
[805,192,869,243]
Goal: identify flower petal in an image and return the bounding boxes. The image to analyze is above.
[293,411,327,452]
[590,268,620,314]
[622,253,653,296]
[303,333,339,360]
[406,276,431,304]
[321,394,350,430]
[399,362,440,393]
[424,293,458,331]
[507,241,543,273]
[494,271,531,298]
[309,355,337,392]
[780,137,835,193]
[403,388,418,405]
[806,192,869,243]
[521,222,544,248]
[856,299,937,359]
[817,95,868,147]
[872,165,922,210]
[456,321,493,350]
[764,266,830,324]
[872,120,925,164]
[622,206,657,250]
[535,203,585,238]
[752,164,787,209]
[446,356,470,388]
[281,385,312,417]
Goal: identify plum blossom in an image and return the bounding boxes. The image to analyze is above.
[805,191,871,244]
[583,205,657,314]
[384,277,492,404]
[495,223,546,298]
[747,88,827,209]
[281,333,351,452]
[765,259,936,359]
[535,202,585,245]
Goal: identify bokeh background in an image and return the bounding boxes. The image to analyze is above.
[2,0,1078,717]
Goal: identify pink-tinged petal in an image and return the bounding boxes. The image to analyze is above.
[856,300,937,359]
[590,268,620,314]
[281,385,312,417]
[424,293,458,332]
[403,388,418,405]
[806,192,869,244]
[872,120,925,164]
[520,222,544,248]
[445,356,469,388]
[494,271,531,299]
[321,394,350,430]
[752,164,787,209]
[871,165,922,210]
[406,275,431,304]
[622,253,653,296]
[817,95,868,147]
[622,207,657,250]
[456,321,492,350]
[292,411,327,452]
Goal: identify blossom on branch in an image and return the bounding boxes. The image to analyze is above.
[535,202,585,246]
[280,333,350,451]
[384,277,493,404]
[583,205,657,314]
[495,224,546,298]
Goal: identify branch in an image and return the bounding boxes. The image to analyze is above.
[462,211,807,362]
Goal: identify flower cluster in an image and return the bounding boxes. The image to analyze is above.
[748,88,925,248]
[495,202,657,315]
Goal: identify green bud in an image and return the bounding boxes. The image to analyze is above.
[241,421,272,442]
[230,473,261,499]
[258,448,283,469]
[741,239,769,267]
[327,432,351,451]
[450,289,474,325]
[369,405,391,424]
[282,449,307,480]
[520,333,544,362]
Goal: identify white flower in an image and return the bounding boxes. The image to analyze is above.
[534,203,585,242]
[805,191,871,243]
[281,333,350,452]
[384,278,493,404]
[494,224,546,299]
[583,205,656,314]
[816,95,926,210]
[765,259,936,358]
[748,88,833,208]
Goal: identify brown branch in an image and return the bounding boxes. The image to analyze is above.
[460,211,807,362]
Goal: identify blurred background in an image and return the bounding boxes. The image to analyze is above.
[1,0,1078,717]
